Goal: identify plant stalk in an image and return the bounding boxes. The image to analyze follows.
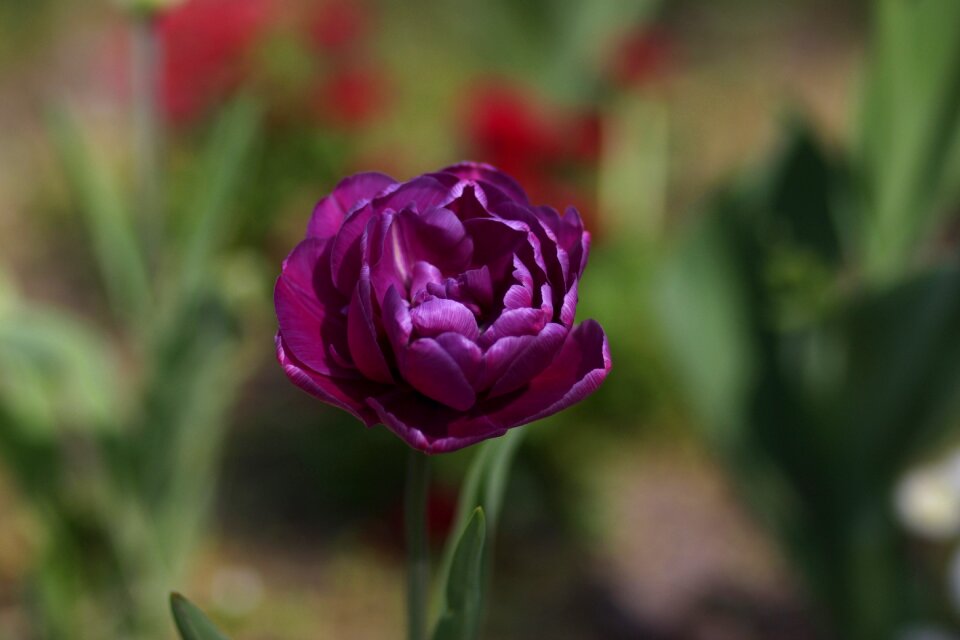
[406,450,430,640]
[131,13,163,272]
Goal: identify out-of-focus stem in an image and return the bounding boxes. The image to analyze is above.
[131,14,163,272]
[405,450,430,640]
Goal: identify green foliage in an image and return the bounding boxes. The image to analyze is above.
[48,109,152,322]
[0,96,264,639]
[171,594,232,640]
[435,430,522,634]
[432,509,487,640]
[859,0,960,279]
[656,89,960,637]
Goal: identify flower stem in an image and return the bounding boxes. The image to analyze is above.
[405,450,430,640]
[131,13,163,272]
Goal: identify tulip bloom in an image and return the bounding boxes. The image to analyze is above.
[275,162,611,453]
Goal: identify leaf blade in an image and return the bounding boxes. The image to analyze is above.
[170,593,231,640]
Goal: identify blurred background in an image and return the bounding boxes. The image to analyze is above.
[4,0,960,638]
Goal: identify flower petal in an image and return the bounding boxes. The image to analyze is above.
[276,334,381,425]
[307,172,397,240]
[487,322,567,398]
[410,297,479,340]
[440,162,530,204]
[275,238,353,377]
[346,271,394,383]
[479,319,611,428]
[366,392,497,453]
[399,338,476,411]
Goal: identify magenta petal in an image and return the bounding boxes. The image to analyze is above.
[434,332,483,387]
[366,392,498,453]
[479,307,547,347]
[275,239,352,377]
[503,256,534,309]
[373,175,453,212]
[410,261,443,298]
[330,203,378,295]
[382,285,413,353]
[477,334,532,391]
[346,273,394,383]
[307,172,397,240]
[395,207,473,273]
[399,338,477,411]
[488,322,567,398]
[440,162,530,204]
[482,319,611,428]
[410,298,479,340]
[462,266,494,308]
[276,334,380,426]
[560,278,579,327]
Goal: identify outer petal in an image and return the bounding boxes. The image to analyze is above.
[307,172,397,240]
[440,162,530,204]
[276,334,381,426]
[275,238,353,377]
[479,319,611,429]
[366,392,496,453]
[487,322,567,398]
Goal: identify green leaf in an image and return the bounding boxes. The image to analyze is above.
[654,207,756,444]
[179,99,260,295]
[0,304,120,440]
[170,593,231,640]
[435,430,522,621]
[47,109,151,321]
[858,0,960,279]
[432,508,486,640]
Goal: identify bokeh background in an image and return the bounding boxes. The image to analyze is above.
[4,0,960,638]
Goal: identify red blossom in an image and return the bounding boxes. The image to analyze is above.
[313,66,387,128]
[608,27,671,89]
[463,83,602,235]
[159,0,274,124]
[307,0,369,54]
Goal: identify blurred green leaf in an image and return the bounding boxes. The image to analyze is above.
[759,116,846,265]
[837,267,960,476]
[179,99,260,295]
[432,508,486,640]
[654,206,756,444]
[0,305,119,440]
[859,0,960,279]
[435,431,521,623]
[47,109,151,321]
[170,594,231,640]
[545,0,659,99]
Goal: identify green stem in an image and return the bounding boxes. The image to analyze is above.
[131,13,163,273]
[406,450,430,640]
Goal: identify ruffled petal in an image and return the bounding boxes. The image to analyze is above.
[307,172,397,240]
[274,238,352,377]
[399,338,476,411]
[440,162,530,204]
[487,322,567,398]
[346,270,394,383]
[479,319,611,428]
[410,297,479,340]
[276,334,381,425]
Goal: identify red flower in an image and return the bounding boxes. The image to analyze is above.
[463,83,602,235]
[313,66,386,128]
[307,0,369,55]
[608,27,671,89]
[159,0,273,124]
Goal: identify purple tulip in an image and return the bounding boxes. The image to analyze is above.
[275,162,611,453]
